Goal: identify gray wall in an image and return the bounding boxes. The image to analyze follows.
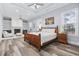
[0,14,3,38]
[23,21,29,30]
[2,20,11,30]
[3,19,29,32]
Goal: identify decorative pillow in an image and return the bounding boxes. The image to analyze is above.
[42,29,55,33]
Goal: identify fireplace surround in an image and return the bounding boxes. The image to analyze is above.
[12,27,23,34]
[14,29,21,34]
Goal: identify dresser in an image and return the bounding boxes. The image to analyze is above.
[58,33,67,44]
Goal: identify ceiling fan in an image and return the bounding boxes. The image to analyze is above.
[27,3,44,9]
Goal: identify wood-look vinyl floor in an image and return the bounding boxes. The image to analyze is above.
[0,38,79,56]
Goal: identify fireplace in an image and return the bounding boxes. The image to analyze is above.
[14,29,21,34]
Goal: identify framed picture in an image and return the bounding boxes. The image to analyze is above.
[45,17,54,25]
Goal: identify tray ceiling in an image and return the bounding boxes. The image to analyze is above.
[0,3,69,21]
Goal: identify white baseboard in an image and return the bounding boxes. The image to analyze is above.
[68,41,79,46]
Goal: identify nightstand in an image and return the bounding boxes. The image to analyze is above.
[58,33,67,44]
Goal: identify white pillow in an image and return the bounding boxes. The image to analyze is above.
[52,29,55,33]
[42,29,55,33]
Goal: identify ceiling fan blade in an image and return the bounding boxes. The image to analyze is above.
[27,3,44,6]
[36,3,44,6]
[27,3,34,6]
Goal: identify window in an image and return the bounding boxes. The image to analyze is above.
[62,8,78,36]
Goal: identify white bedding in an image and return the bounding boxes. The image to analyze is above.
[29,28,57,45]
[41,33,57,45]
[28,32,41,35]
[29,32,57,45]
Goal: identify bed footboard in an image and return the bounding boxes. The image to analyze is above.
[24,34,41,50]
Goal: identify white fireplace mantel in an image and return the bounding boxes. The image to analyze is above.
[12,17,23,28]
[12,27,23,34]
[11,17,23,34]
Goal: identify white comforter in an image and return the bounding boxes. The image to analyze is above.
[41,33,57,45]
[28,32,57,45]
[28,32,41,35]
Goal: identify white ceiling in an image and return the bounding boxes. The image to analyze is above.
[0,3,69,21]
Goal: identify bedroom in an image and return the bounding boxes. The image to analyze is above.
[0,3,79,56]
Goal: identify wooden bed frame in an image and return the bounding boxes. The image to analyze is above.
[24,27,58,51]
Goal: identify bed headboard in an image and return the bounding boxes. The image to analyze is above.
[41,26,58,33]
